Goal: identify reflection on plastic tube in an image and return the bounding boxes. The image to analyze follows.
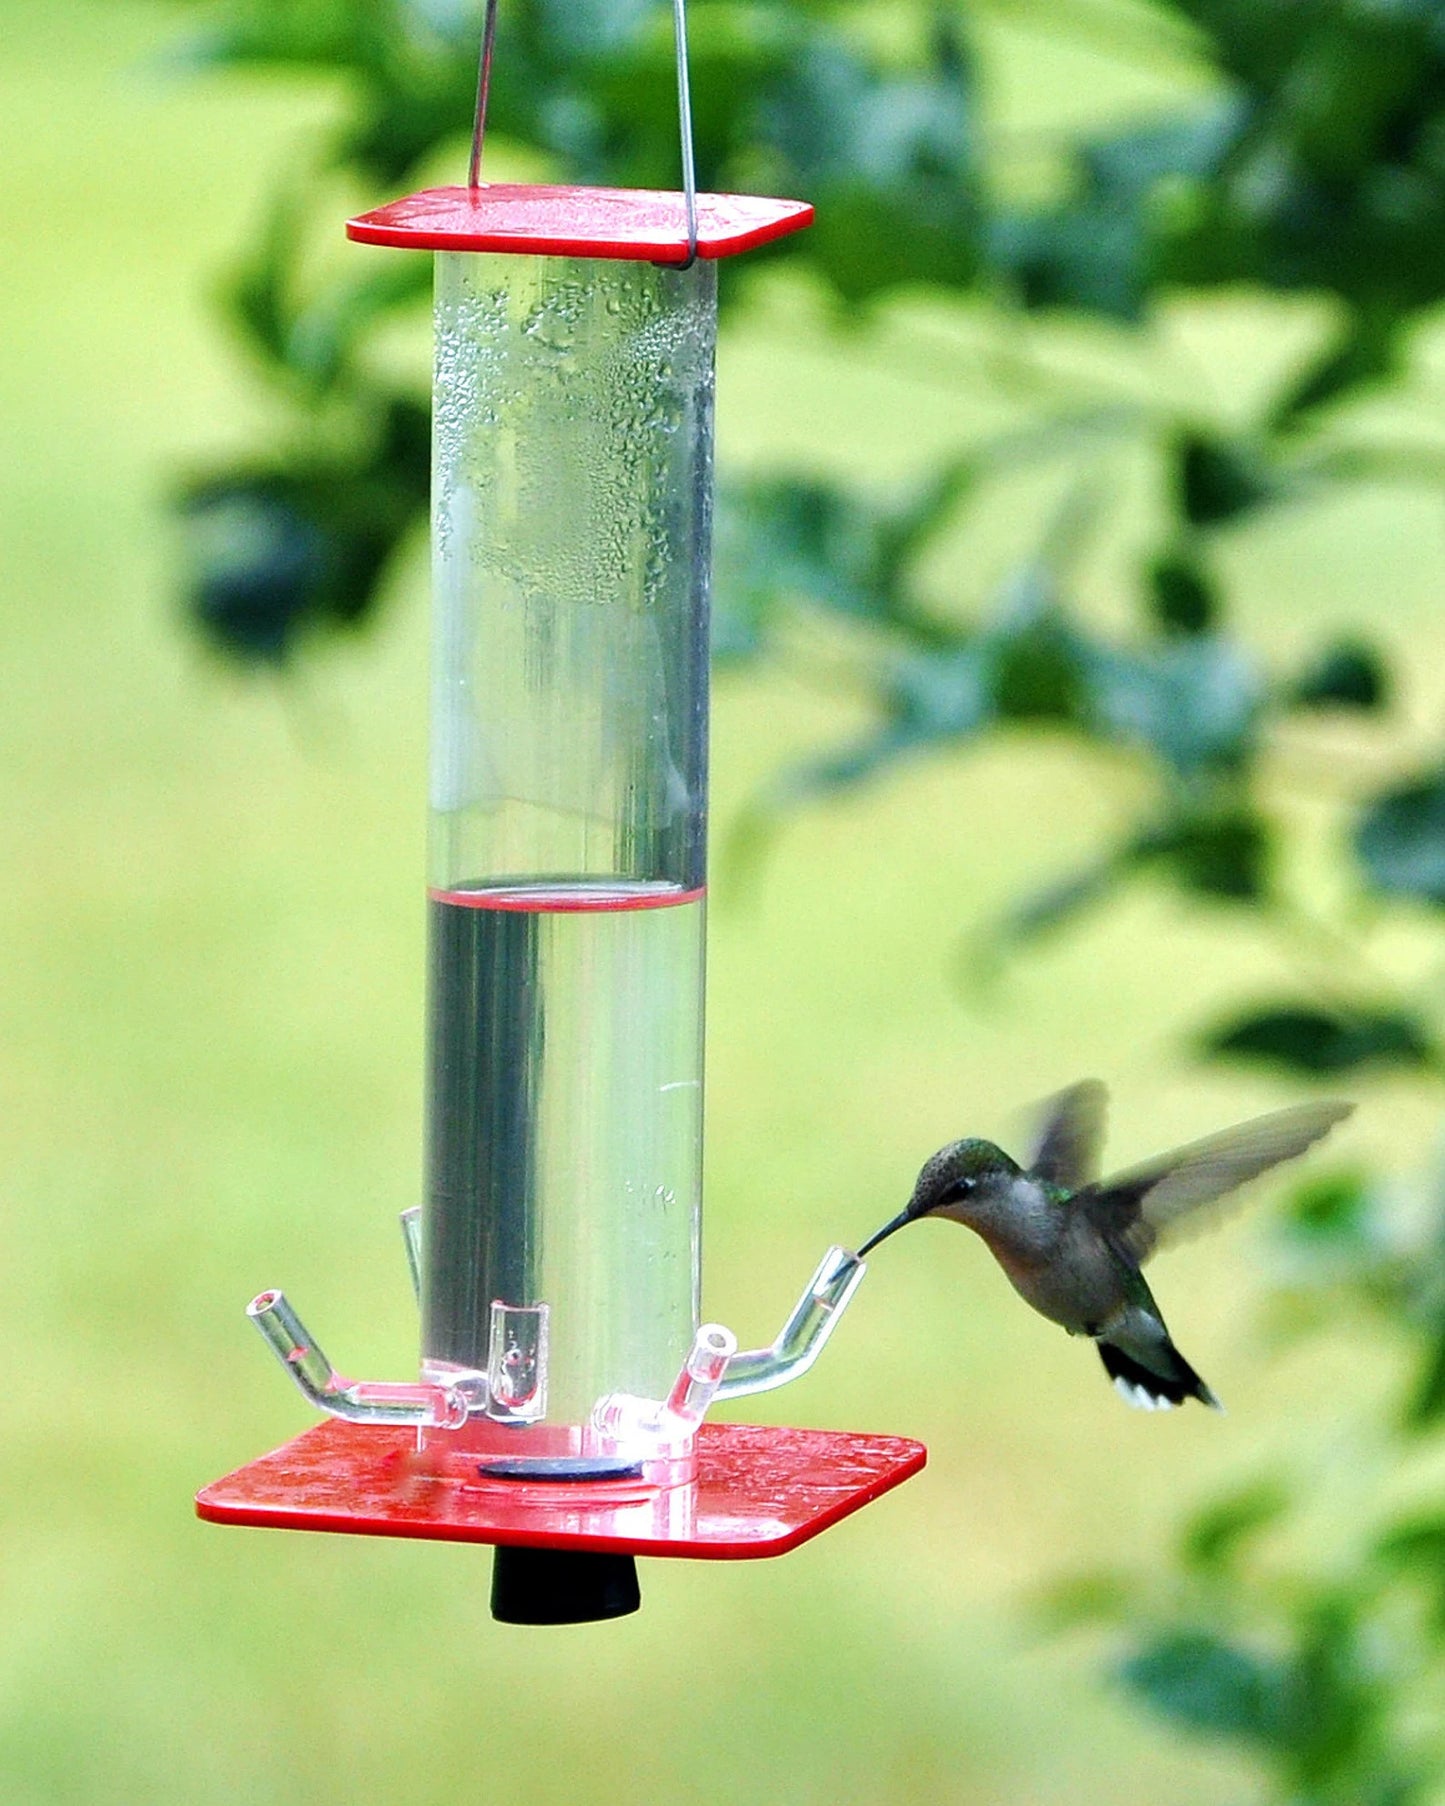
[399,1208,422,1303]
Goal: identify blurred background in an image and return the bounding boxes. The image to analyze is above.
[5,0,1445,1799]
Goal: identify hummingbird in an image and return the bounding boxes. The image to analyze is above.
[856,1082,1353,1410]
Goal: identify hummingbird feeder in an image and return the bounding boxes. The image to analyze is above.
[197,0,925,1624]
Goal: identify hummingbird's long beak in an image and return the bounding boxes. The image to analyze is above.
[857,1209,912,1258]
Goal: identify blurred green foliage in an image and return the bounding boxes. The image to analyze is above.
[167,0,1445,1799]
[1041,1158,1445,1803]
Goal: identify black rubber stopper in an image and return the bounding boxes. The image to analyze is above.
[490,1546,641,1625]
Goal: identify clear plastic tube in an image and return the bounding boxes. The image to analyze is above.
[247,1290,469,1430]
[421,249,716,1453]
[663,1323,738,1429]
[715,1247,867,1401]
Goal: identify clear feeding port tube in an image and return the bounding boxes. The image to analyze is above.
[593,1321,739,1451]
[716,1247,867,1401]
[248,1291,470,1430]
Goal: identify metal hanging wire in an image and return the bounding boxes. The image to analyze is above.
[466,0,700,266]
[669,0,700,266]
[467,0,501,192]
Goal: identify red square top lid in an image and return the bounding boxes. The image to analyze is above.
[346,184,813,262]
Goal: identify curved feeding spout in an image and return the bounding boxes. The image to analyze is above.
[248,1290,469,1430]
[593,1322,739,1445]
[715,1245,867,1402]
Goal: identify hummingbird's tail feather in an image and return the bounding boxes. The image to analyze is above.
[1097,1336,1223,1412]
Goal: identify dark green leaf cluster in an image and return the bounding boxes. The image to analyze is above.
[996,0,1445,411]
[1358,770,1445,907]
[178,396,429,660]
[719,454,1277,925]
[1203,1007,1435,1076]
[1038,1154,1445,1804]
[1116,1599,1429,1805]
[713,434,1445,1083]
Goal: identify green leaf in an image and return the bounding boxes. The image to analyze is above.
[1405,1320,1445,1429]
[1179,1482,1289,1573]
[287,258,434,389]
[178,482,328,663]
[985,587,1092,724]
[1291,641,1389,712]
[1028,1570,1135,1631]
[969,847,1132,983]
[1202,1004,1434,1074]
[1088,638,1260,778]
[178,399,427,663]
[1269,310,1404,428]
[223,190,305,372]
[1118,1630,1288,1744]
[1283,1171,1376,1246]
[1082,108,1236,207]
[713,479,877,624]
[892,644,993,740]
[770,727,924,803]
[1376,1514,1445,1575]
[1173,433,1277,528]
[1270,1171,1403,1310]
[713,478,920,630]
[1377,1513,1445,1624]
[1281,1594,1394,1789]
[714,462,980,659]
[990,202,1148,321]
[992,108,1237,321]
[1132,808,1268,900]
[1273,17,1432,185]
[1356,770,1445,906]
[992,855,1123,946]
[1147,547,1218,637]
[875,457,980,587]
[763,30,982,301]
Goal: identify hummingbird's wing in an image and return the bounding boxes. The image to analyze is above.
[1029,1079,1108,1190]
[1084,1099,1353,1264]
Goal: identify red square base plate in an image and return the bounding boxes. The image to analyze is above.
[197,1419,925,1560]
